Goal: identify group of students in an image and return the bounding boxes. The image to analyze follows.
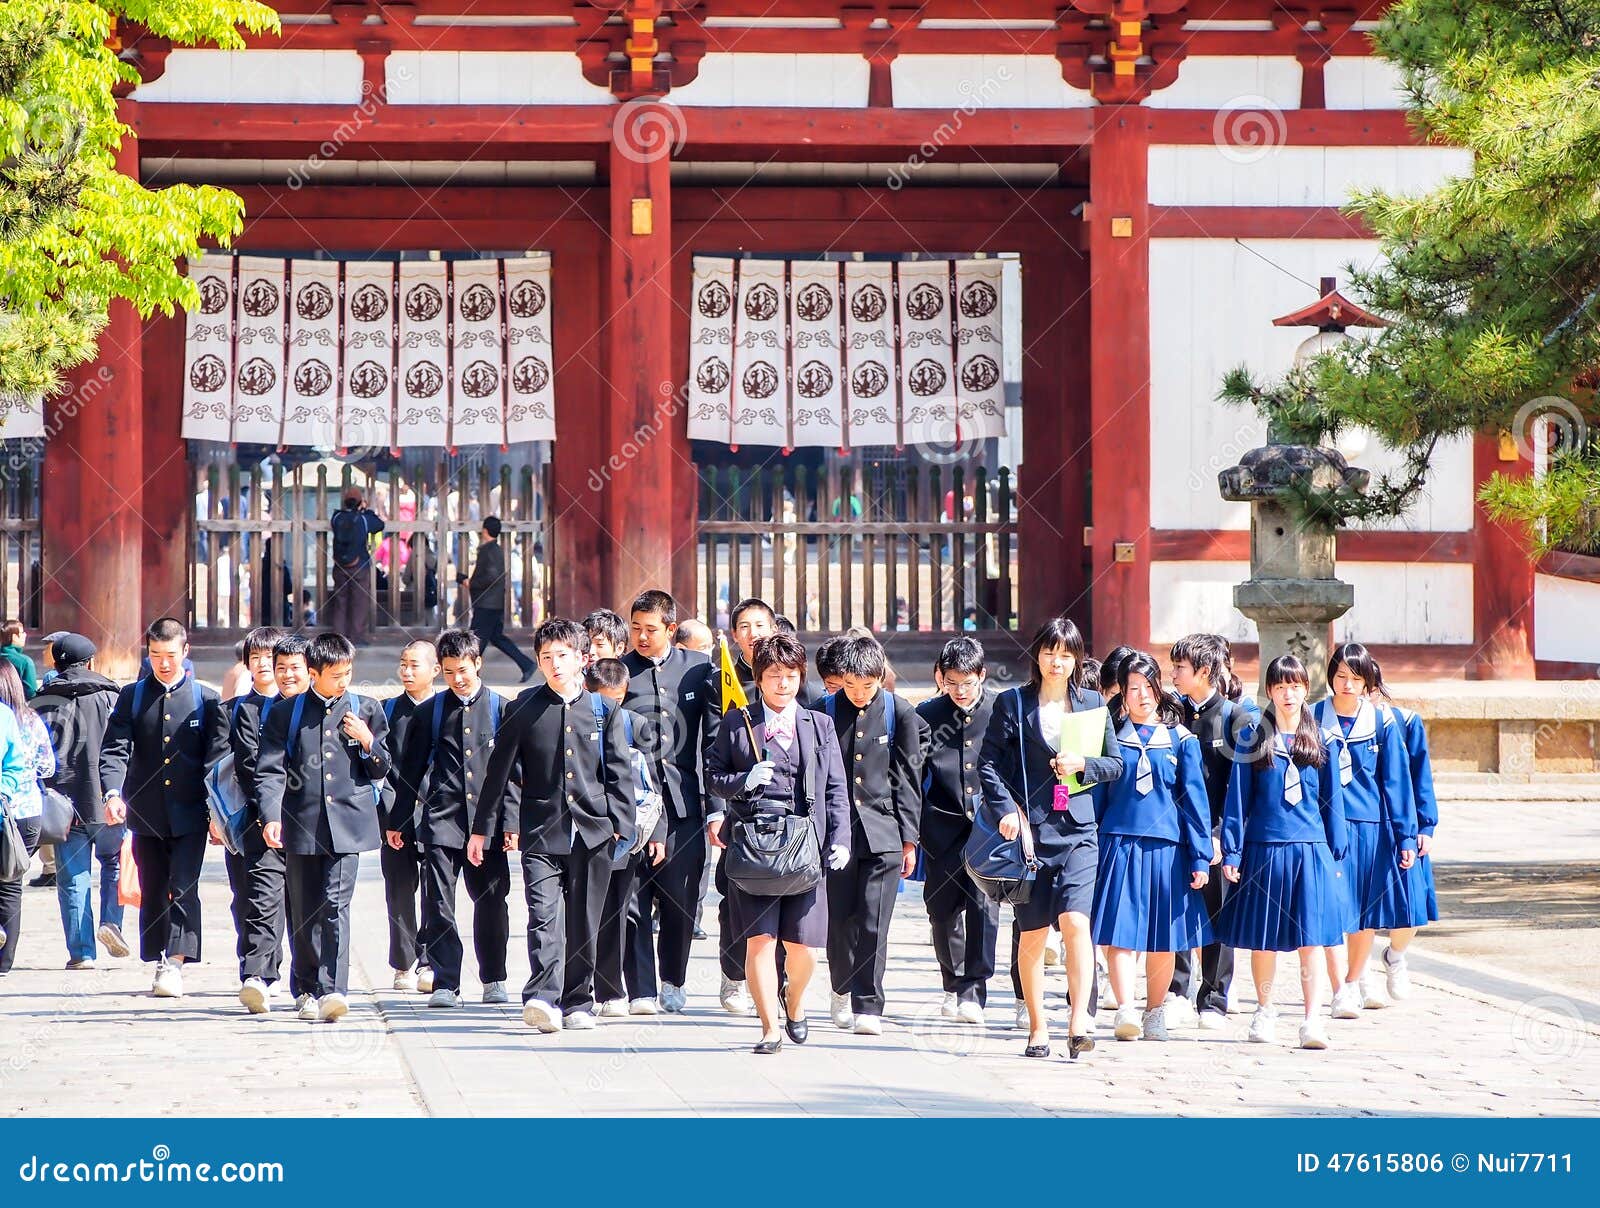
[49,593,1439,1060]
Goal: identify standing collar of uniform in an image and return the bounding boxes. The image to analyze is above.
[1188,690,1220,715]
[152,671,190,694]
[450,685,486,707]
[312,688,344,709]
[545,682,584,706]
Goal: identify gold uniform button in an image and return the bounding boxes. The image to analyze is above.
[568,794,577,804]
[565,748,573,757]
[163,758,170,765]
[465,727,472,735]
[164,714,171,721]
[854,775,863,784]
[164,779,171,786]
[325,773,333,780]
[464,748,472,758]
[854,753,863,761]
[566,771,574,779]
[163,735,170,744]
[964,739,973,747]
[855,731,864,739]
[566,726,573,734]
[466,771,473,779]
[965,762,974,770]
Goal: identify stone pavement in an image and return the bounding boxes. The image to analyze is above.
[1,800,1597,1117]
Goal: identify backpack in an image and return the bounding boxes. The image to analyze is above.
[331,507,370,566]
[205,695,258,857]
[611,705,664,859]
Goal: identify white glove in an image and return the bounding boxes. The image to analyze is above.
[743,761,776,792]
[827,844,850,871]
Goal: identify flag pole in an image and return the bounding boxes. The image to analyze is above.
[718,631,764,760]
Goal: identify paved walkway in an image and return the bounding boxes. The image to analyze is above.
[2,800,1597,1116]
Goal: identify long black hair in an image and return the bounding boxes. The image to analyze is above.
[1252,654,1327,769]
[1117,652,1184,727]
[1327,641,1391,701]
[1025,616,1087,692]
[1098,645,1136,695]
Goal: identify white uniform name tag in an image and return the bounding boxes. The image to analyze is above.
[587,731,600,741]
[878,734,889,745]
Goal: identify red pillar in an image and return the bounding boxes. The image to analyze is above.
[1086,106,1152,653]
[1469,431,1536,678]
[142,310,190,622]
[603,105,679,607]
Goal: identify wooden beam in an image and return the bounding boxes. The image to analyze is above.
[1144,108,1422,146]
[1150,528,1478,562]
[1150,205,1370,239]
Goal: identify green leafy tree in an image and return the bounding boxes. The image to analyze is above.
[0,0,277,409]
[1219,0,1600,553]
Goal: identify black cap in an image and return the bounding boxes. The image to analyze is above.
[52,634,97,667]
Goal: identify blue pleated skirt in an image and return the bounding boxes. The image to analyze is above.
[1091,834,1214,952]
[1215,840,1351,951]
[1339,819,1413,930]
[1400,853,1439,926]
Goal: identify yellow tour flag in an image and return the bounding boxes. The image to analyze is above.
[718,634,749,713]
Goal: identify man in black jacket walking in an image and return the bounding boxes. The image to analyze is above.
[466,516,536,683]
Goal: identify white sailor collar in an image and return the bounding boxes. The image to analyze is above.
[1314,696,1375,744]
[1115,719,1192,749]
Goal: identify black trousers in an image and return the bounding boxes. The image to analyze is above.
[419,843,510,992]
[0,816,41,974]
[470,609,534,675]
[285,851,360,998]
[131,830,207,964]
[714,852,744,981]
[595,854,639,1003]
[626,813,706,995]
[825,849,901,1016]
[224,839,286,984]
[923,843,999,1004]
[380,837,425,972]
[520,843,611,1012]
[1169,866,1233,1013]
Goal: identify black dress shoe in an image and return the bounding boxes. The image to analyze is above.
[1068,1034,1096,1060]
[28,872,55,888]
[1023,1042,1051,1059]
[753,1036,783,1055]
[785,1015,809,1045]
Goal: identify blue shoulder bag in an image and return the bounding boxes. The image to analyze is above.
[962,687,1039,904]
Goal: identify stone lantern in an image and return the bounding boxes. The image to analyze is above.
[1218,278,1382,699]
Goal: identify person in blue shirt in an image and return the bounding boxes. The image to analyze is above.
[1313,642,1416,1019]
[1216,654,1350,1051]
[1091,652,1214,1045]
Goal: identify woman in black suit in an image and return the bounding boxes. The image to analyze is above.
[706,634,851,1054]
[980,617,1120,1060]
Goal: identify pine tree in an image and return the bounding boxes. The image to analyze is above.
[1219,0,1600,553]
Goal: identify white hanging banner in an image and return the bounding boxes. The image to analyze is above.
[340,261,398,451]
[0,395,45,440]
[180,252,235,443]
[687,256,735,445]
[954,259,1006,442]
[503,255,555,444]
[896,259,956,451]
[449,258,507,449]
[789,260,845,450]
[843,260,899,448]
[282,258,340,448]
[395,261,449,449]
[230,256,288,445]
[730,257,788,448]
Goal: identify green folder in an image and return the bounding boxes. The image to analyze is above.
[1058,705,1109,795]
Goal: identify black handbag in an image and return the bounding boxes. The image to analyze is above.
[723,716,823,897]
[0,812,29,882]
[38,787,77,847]
[964,688,1040,904]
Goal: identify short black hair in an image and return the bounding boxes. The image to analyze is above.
[272,633,311,665]
[535,617,590,658]
[730,597,775,629]
[1098,644,1137,693]
[752,633,807,680]
[935,636,986,677]
[437,628,482,663]
[306,632,355,671]
[482,516,503,539]
[1025,616,1086,691]
[630,589,678,626]
[243,626,287,660]
[774,613,797,635]
[400,638,438,662]
[814,637,846,680]
[582,608,628,651]
[584,657,630,694]
[836,634,887,680]
[145,617,187,646]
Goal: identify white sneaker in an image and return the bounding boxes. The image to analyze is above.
[1162,993,1197,1030]
[96,922,130,959]
[629,997,660,1016]
[1113,1004,1143,1041]
[1359,975,1387,1009]
[830,992,855,1029]
[1383,945,1413,1000]
[392,967,417,992]
[319,992,349,1023]
[956,1000,985,1026]
[1013,1001,1029,1031]
[564,1009,598,1031]
[1097,972,1117,1010]
[659,983,686,1013]
[598,998,630,1018]
[415,966,435,994]
[1142,1005,1170,1041]
[940,991,959,1019]
[853,1014,883,1036]
[296,994,319,1022]
[482,981,508,1005]
[239,977,270,1015]
[1248,1006,1278,1044]
[1198,1009,1228,1031]
[427,988,462,1009]
[1299,1017,1330,1049]
[1043,931,1063,966]
[1330,982,1362,1020]
[720,977,755,1016]
[152,960,184,999]
[522,999,562,1033]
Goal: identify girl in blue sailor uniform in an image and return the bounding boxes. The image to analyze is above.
[1216,655,1349,1051]
[1090,652,1214,1044]
[1313,642,1416,1018]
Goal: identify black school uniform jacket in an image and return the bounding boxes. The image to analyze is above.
[822,690,928,855]
[474,684,633,856]
[380,692,432,839]
[227,688,279,854]
[915,690,997,857]
[255,691,392,856]
[392,687,519,848]
[622,646,713,823]
[704,700,851,859]
[99,674,230,838]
